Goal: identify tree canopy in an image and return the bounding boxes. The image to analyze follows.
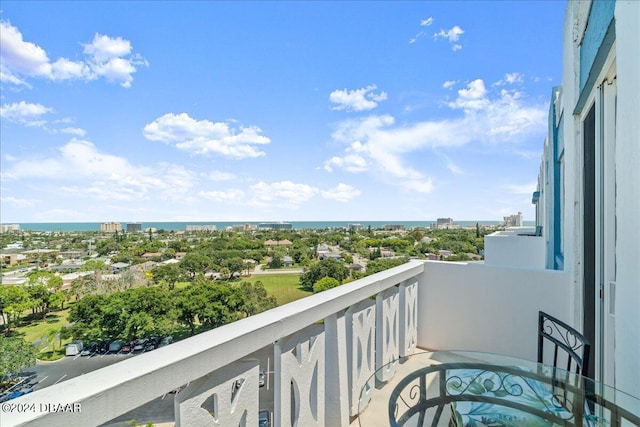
[0,336,36,384]
[299,258,350,292]
[68,280,278,340]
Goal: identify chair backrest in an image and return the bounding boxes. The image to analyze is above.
[538,311,591,377]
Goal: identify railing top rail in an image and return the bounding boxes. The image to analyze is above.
[4,260,426,427]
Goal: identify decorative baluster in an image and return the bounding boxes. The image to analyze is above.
[174,359,259,427]
[399,279,418,357]
[376,286,399,383]
[346,299,376,415]
[325,311,350,427]
[274,330,325,427]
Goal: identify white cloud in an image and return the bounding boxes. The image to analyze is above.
[420,17,434,27]
[494,72,525,86]
[1,139,196,202]
[403,179,434,193]
[198,189,245,202]
[0,20,146,88]
[504,182,537,195]
[324,154,368,173]
[1,196,37,208]
[143,113,270,159]
[59,127,87,137]
[410,17,434,44]
[83,33,132,63]
[248,181,319,208]
[444,155,464,175]
[321,183,361,202]
[324,78,547,193]
[329,85,387,112]
[434,25,464,50]
[409,32,425,44]
[0,20,49,85]
[0,101,52,122]
[448,79,489,110]
[442,80,457,89]
[505,72,524,84]
[206,171,237,181]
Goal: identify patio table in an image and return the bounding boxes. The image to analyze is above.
[356,350,640,427]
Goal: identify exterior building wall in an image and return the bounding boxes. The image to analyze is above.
[417,261,570,361]
[611,0,640,400]
[542,0,640,398]
[484,232,545,269]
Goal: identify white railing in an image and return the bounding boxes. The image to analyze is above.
[4,260,571,427]
[4,260,425,427]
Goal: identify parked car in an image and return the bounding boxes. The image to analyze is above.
[259,369,265,387]
[108,340,125,353]
[80,342,98,356]
[132,338,148,353]
[5,389,33,401]
[258,410,270,427]
[158,336,173,347]
[97,339,112,354]
[65,340,84,356]
[145,336,160,351]
[120,341,134,354]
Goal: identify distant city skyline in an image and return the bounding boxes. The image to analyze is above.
[0,1,565,223]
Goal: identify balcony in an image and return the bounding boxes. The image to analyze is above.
[484,228,546,269]
[4,260,570,427]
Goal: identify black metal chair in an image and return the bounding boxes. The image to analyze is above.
[537,311,591,377]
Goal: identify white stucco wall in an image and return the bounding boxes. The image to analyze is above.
[484,232,546,269]
[555,0,640,398]
[560,1,581,332]
[417,261,570,361]
[612,0,640,400]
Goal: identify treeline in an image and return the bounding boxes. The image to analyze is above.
[0,272,68,332]
[299,257,409,293]
[68,279,277,341]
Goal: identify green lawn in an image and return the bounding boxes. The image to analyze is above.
[245,273,311,305]
[16,308,71,344]
[173,274,311,306]
[12,307,72,360]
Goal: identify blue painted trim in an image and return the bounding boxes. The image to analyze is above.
[552,99,563,271]
[580,1,616,91]
[532,191,540,204]
[574,17,615,115]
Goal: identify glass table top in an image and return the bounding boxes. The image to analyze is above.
[356,350,640,427]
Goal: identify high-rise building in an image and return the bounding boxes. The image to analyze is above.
[257,222,293,230]
[503,212,523,227]
[100,222,122,233]
[435,218,455,229]
[186,225,217,232]
[126,223,142,232]
[0,224,20,233]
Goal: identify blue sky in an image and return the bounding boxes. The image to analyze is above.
[0,1,566,223]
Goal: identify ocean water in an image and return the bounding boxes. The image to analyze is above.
[13,220,534,232]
